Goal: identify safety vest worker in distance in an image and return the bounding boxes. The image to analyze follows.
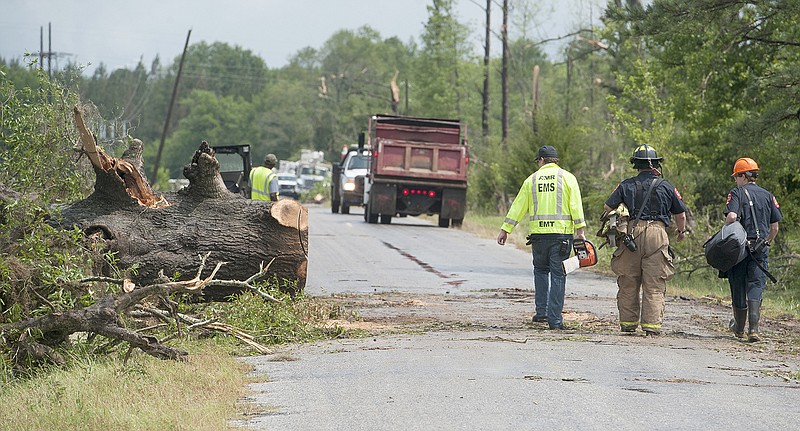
[501,163,586,235]
[249,166,279,201]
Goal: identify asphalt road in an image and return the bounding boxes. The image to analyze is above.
[234,205,800,430]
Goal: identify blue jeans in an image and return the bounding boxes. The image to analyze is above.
[530,235,573,328]
[728,248,768,309]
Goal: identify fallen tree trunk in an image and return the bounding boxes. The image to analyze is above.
[57,107,308,299]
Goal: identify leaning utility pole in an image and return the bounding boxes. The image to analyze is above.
[151,29,192,184]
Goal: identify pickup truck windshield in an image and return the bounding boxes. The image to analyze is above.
[347,154,370,170]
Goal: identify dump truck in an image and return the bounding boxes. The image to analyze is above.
[360,115,468,227]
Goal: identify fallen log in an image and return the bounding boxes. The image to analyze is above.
[56,106,308,299]
[3,254,274,363]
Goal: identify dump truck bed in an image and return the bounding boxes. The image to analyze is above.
[370,116,467,183]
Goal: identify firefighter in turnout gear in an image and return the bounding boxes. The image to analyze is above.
[497,145,586,330]
[604,145,687,336]
[250,153,280,201]
[724,157,781,342]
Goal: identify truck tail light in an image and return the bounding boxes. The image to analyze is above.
[402,189,436,197]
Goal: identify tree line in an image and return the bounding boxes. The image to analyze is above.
[2,0,798,290]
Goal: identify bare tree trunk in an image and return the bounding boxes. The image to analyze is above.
[501,0,509,149]
[565,55,572,123]
[481,0,491,145]
[532,65,540,133]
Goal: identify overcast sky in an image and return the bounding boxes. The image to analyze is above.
[1,0,603,75]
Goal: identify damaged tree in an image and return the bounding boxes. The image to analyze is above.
[58,107,308,299]
[0,106,309,366]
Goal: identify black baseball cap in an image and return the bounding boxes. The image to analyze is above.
[538,145,558,158]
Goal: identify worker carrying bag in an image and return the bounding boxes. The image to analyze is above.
[703,221,748,272]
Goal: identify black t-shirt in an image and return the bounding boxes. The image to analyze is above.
[606,172,687,226]
[724,183,782,239]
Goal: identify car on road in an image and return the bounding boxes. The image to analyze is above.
[278,173,301,200]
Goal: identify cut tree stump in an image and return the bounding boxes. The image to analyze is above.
[57,107,308,299]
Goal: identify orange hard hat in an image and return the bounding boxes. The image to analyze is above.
[731,157,759,177]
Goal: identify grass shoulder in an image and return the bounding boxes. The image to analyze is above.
[0,343,248,431]
[0,289,365,430]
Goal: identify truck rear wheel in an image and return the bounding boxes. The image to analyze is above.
[452,218,463,227]
[342,204,350,214]
[380,215,392,224]
[438,217,450,228]
[331,200,340,213]
[366,201,378,224]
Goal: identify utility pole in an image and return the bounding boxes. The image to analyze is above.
[48,22,52,76]
[151,29,192,184]
[39,23,56,77]
[39,26,43,70]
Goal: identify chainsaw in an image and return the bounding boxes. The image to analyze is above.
[561,239,598,274]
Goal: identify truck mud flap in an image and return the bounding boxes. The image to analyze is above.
[370,183,397,215]
[440,188,467,220]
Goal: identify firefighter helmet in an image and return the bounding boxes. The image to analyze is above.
[731,157,759,177]
[629,144,663,163]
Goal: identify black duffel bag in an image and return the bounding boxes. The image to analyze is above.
[704,221,748,272]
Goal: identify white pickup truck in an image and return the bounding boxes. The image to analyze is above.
[331,147,370,214]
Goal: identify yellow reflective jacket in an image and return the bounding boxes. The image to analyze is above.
[250,166,278,201]
[501,163,586,234]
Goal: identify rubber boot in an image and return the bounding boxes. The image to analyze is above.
[728,306,747,339]
[747,300,761,342]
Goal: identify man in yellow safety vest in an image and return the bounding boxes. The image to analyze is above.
[250,154,279,201]
[497,145,586,330]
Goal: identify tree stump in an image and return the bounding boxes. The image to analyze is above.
[58,107,308,299]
